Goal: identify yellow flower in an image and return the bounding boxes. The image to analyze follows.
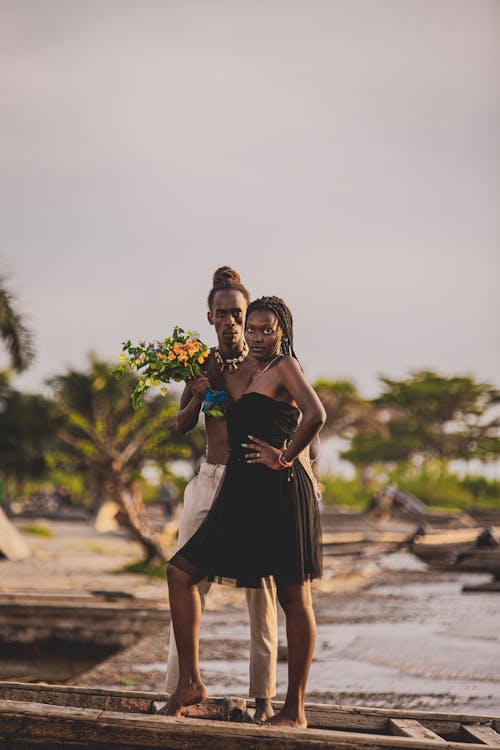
[198,354,207,364]
[160,386,168,396]
[118,353,126,363]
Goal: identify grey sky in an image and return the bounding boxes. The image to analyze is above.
[1,0,499,396]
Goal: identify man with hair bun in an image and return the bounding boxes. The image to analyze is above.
[165,266,276,722]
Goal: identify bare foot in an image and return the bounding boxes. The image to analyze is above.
[266,709,307,729]
[253,698,275,723]
[159,682,208,718]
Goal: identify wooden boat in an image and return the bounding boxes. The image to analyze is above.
[466,509,500,527]
[0,590,169,648]
[409,527,500,578]
[1,682,499,749]
[318,506,479,535]
[321,531,407,557]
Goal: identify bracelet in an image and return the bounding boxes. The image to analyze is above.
[278,452,292,469]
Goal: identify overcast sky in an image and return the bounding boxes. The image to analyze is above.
[1,0,499,396]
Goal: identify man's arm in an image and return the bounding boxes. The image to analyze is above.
[175,376,210,434]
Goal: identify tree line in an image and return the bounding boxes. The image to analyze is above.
[1,275,499,561]
[2,360,499,505]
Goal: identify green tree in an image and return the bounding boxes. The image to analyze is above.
[49,356,203,562]
[313,379,378,439]
[0,276,35,372]
[0,372,53,496]
[343,371,500,469]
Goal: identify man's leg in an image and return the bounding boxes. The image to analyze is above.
[246,577,278,722]
[165,463,225,693]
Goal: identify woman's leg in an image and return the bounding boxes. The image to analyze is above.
[163,562,208,716]
[269,580,316,728]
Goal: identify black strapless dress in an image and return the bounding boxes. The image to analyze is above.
[169,392,322,588]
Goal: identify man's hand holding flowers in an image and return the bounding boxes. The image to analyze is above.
[188,374,211,403]
[115,327,228,417]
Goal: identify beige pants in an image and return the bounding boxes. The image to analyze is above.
[165,462,277,699]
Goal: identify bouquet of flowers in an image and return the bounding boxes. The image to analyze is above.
[114,326,225,416]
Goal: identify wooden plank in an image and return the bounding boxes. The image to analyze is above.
[0,600,169,611]
[462,580,500,593]
[2,700,500,750]
[301,704,461,735]
[153,699,226,721]
[412,528,484,545]
[321,532,407,545]
[389,719,446,743]
[0,683,157,714]
[461,725,500,745]
[1,683,499,736]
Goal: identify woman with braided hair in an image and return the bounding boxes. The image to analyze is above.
[246,295,297,358]
[166,295,326,727]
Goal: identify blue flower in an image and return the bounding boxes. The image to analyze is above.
[202,388,228,418]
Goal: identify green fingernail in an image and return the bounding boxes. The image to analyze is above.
[241,442,248,447]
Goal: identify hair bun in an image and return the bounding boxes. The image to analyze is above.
[212,266,241,286]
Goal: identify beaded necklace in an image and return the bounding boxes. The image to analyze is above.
[214,342,249,372]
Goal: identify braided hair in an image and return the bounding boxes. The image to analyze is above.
[246,296,299,362]
[207,266,250,309]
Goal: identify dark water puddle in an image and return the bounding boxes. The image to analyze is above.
[0,641,121,683]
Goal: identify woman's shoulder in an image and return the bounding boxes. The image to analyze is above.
[275,355,301,375]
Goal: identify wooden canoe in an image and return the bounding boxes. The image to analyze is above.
[1,682,499,749]
[409,527,500,578]
[321,531,407,557]
[0,590,169,648]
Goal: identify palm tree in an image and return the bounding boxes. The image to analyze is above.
[49,356,204,562]
[0,276,35,372]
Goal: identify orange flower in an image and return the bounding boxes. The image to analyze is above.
[167,351,176,362]
[185,339,200,355]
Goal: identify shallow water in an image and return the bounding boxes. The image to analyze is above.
[136,561,500,713]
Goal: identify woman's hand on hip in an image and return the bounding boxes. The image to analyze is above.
[242,435,283,470]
